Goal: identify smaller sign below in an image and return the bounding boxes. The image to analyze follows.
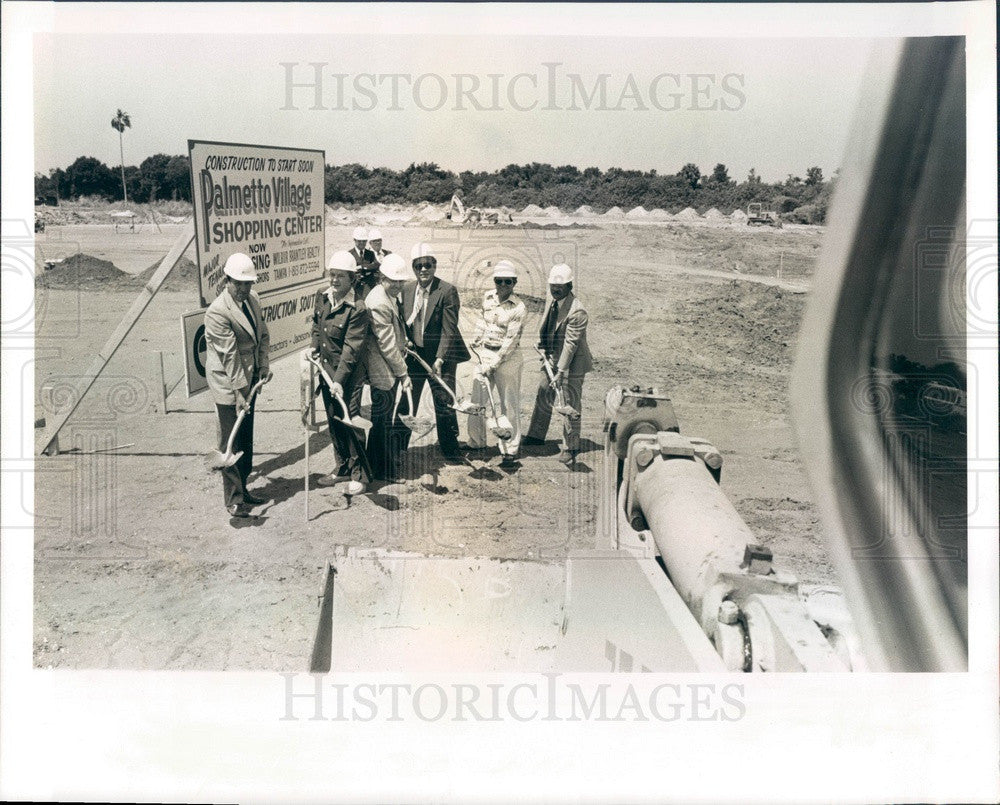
[258,278,326,363]
[181,309,209,397]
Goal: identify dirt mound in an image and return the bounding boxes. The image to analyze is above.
[521,204,544,216]
[573,205,595,216]
[649,208,672,220]
[731,209,749,222]
[135,256,201,292]
[703,207,725,220]
[625,206,650,219]
[671,282,803,369]
[674,207,701,221]
[35,253,142,290]
[603,206,625,218]
[543,205,562,217]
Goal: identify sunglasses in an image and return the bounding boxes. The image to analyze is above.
[413,261,435,270]
[494,278,515,285]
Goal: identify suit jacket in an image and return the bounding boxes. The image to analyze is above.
[349,246,377,268]
[539,292,593,375]
[363,284,408,390]
[400,276,470,365]
[204,288,270,406]
[310,287,369,386]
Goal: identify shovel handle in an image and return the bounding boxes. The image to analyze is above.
[406,347,461,405]
[534,346,557,382]
[392,382,416,422]
[224,378,266,456]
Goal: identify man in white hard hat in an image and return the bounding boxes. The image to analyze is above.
[309,249,372,494]
[204,252,272,518]
[467,259,527,464]
[399,242,471,462]
[524,263,593,464]
[362,252,412,482]
[354,226,389,296]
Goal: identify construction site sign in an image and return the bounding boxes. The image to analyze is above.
[189,140,326,307]
[257,279,326,363]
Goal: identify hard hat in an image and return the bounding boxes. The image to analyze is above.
[224,252,257,282]
[410,242,437,262]
[368,227,383,241]
[327,250,359,272]
[379,253,410,281]
[548,263,574,284]
[352,226,368,241]
[492,260,518,279]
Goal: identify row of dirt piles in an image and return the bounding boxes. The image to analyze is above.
[36,254,201,293]
[35,201,192,227]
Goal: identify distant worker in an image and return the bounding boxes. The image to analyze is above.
[310,250,371,494]
[204,253,272,518]
[399,242,470,463]
[523,263,592,465]
[362,252,412,482]
[349,225,374,267]
[467,260,526,465]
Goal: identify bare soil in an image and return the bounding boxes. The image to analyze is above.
[32,219,834,670]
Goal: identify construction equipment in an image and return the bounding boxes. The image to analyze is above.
[746,202,783,228]
[470,346,513,441]
[204,378,268,470]
[310,384,860,672]
[446,193,513,228]
[535,346,581,420]
[405,348,485,415]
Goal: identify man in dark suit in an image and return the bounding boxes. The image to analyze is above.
[204,252,272,518]
[399,242,470,461]
[524,263,593,464]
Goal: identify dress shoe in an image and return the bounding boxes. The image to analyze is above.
[316,474,342,487]
[556,450,577,465]
[243,491,269,505]
[522,436,545,447]
[499,452,519,466]
[226,503,253,518]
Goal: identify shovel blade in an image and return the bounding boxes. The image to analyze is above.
[400,415,436,439]
[206,449,243,470]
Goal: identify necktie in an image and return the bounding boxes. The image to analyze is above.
[242,301,257,336]
[407,285,427,334]
[542,300,558,351]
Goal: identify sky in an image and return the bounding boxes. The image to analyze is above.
[34,32,876,182]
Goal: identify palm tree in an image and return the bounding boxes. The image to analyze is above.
[111,109,131,204]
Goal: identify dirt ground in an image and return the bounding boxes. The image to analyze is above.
[32,218,834,670]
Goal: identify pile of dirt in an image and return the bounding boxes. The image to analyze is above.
[603,206,625,218]
[649,208,672,220]
[543,205,562,217]
[731,209,749,222]
[625,206,650,219]
[135,256,201,292]
[35,253,142,290]
[573,205,595,216]
[674,207,701,221]
[671,282,804,369]
[516,221,596,231]
[703,208,725,220]
[521,204,544,216]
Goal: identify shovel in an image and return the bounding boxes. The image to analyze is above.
[405,348,485,415]
[470,346,513,441]
[306,354,375,482]
[535,347,581,421]
[206,378,268,470]
[392,383,436,439]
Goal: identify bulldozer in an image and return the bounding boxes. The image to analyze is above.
[446,192,513,228]
[746,202,783,228]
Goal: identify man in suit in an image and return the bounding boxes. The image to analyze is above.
[363,252,412,481]
[399,242,471,461]
[524,263,593,464]
[204,252,272,518]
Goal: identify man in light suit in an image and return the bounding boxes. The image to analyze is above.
[204,252,272,518]
[524,263,593,464]
[363,253,412,481]
[399,242,471,461]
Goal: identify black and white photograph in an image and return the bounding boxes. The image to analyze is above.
[2,1,997,802]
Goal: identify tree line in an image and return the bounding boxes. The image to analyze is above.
[36,157,834,223]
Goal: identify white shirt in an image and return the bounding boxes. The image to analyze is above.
[475,289,525,363]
